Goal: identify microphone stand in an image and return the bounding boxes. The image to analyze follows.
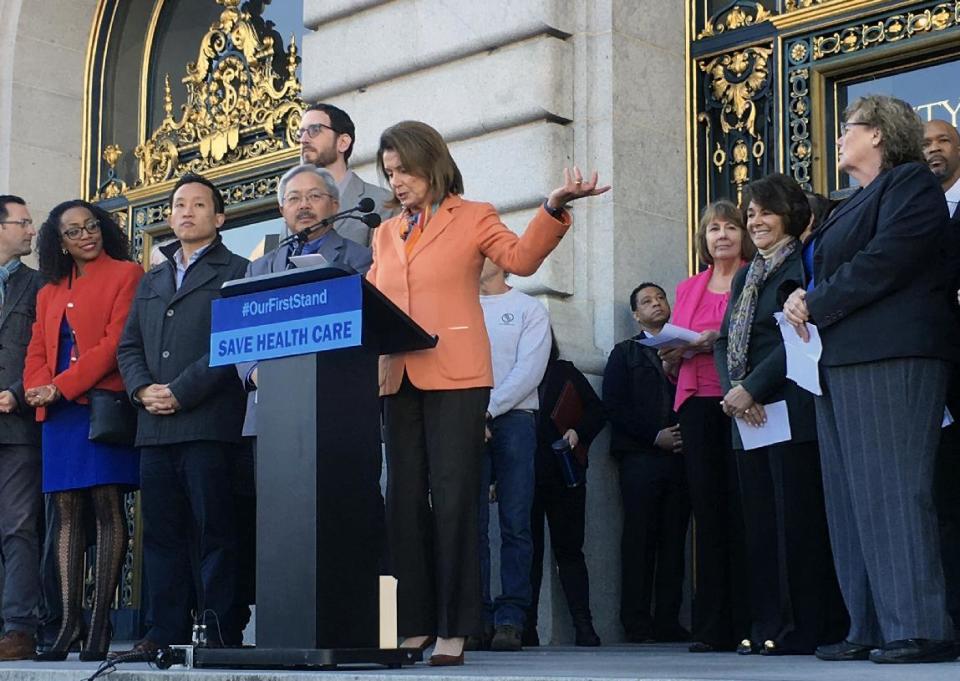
[277,205,364,249]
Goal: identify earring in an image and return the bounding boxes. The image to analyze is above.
[61,247,67,254]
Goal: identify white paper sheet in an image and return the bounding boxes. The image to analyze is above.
[944,406,954,429]
[775,312,822,396]
[735,400,792,451]
[289,253,329,268]
[635,323,700,351]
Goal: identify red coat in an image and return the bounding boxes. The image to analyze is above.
[24,253,143,421]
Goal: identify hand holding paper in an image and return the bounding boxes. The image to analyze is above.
[775,312,822,396]
[735,400,792,450]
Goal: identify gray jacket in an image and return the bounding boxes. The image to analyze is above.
[238,229,372,436]
[335,171,394,247]
[118,237,249,446]
[0,264,42,446]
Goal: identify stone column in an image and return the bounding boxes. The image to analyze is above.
[302,0,688,644]
[0,0,98,221]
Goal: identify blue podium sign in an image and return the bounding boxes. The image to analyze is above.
[209,274,362,366]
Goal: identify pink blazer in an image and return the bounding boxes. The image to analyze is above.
[671,268,723,412]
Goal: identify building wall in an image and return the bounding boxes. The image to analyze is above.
[0,0,691,644]
[0,0,98,228]
[302,0,689,643]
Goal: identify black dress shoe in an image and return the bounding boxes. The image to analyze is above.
[688,641,716,653]
[626,629,654,644]
[869,638,959,664]
[736,639,755,655]
[815,640,873,661]
[574,622,601,647]
[653,625,690,643]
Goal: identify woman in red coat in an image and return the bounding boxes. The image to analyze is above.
[24,201,142,660]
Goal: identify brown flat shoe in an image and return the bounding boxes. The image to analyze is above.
[106,638,161,661]
[0,630,36,661]
[429,651,464,666]
[399,635,436,652]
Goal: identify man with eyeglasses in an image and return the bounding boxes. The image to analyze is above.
[298,103,392,247]
[238,163,371,437]
[0,195,44,660]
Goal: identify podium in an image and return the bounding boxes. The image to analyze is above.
[194,266,436,670]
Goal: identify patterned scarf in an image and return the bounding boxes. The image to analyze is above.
[726,238,798,381]
[400,202,439,255]
[0,258,21,308]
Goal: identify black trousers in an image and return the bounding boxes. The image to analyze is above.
[383,376,489,638]
[618,451,690,638]
[736,441,848,651]
[527,482,590,630]
[140,440,237,645]
[679,396,750,649]
[936,422,960,635]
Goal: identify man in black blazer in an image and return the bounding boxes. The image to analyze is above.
[923,118,960,639]
[118,174,248,652]
[0,195,43,660]
[602,283,690,643]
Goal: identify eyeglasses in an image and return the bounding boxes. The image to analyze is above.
[283,191,334,205]
[0,218,33,228]
[840,121,872,136]
[60,220,101,241]
[295,123,337,140]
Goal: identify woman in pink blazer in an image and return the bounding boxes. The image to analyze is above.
[367,120,607,665]
[662,200,752,654]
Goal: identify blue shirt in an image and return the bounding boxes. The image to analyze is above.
[174,242,213,289]
[802,237,816,292]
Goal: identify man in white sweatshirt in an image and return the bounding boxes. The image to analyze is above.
[476,259,552,651]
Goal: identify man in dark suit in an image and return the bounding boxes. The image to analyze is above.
[117,173,248,653]
[298,103,393,246]
[923,118,960,639]
[602,283,690,643]
[0,195,43,660]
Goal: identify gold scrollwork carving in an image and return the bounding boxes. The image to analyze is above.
[813,3,959,59]
[700,46,772,139]
[97,144,128,200]
[134,0,302,187]
[784,0,826,10]
[698,2,773,39]
[699,45,773,203]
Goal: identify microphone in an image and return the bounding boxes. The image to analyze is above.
[277,196,380,246]
[361,213,382,228]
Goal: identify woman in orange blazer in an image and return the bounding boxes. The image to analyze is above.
[367,120,608,665]
[24,201,142,661]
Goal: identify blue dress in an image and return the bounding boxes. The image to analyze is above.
[41,318,139,493]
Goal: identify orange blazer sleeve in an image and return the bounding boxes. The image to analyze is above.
[52,264,142,401]
[474,203,571,275]
[23,286,53,390]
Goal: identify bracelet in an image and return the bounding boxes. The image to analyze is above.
[542,199,565,220]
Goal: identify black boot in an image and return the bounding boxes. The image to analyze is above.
[573,613,601,647]
[35,492,85,662]
[80,486,128,662]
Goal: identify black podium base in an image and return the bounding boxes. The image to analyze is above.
[192,646,421,670]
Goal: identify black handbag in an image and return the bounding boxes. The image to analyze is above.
[88,389,137,446]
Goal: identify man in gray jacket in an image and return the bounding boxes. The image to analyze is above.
[298,103,393,246]
[0,195,43,661]
[239,163,372,437]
